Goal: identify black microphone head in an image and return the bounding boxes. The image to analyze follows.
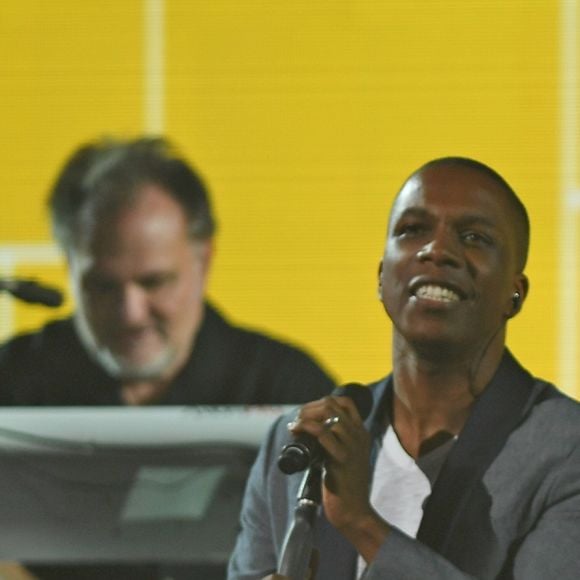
[331,383,373,420]
[277,436,317,475]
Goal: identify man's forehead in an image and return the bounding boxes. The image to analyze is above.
[389,166,512,224]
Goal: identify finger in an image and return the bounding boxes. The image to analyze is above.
[296,395,366,434]
[317,424,363,463]
[287,395,368,458]
[322,415,341,429]
[289,396,345,434]
[332,395,367,424]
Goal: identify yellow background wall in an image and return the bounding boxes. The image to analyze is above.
[1,1,578,397]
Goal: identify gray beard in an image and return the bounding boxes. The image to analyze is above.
[91,346,177,381]
[74,314,177,381]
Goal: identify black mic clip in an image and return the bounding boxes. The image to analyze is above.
[0,278,64,308]
[277,464,322,578]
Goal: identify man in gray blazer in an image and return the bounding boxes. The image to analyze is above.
[228,157,580,579]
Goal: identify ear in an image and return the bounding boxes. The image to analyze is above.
[507,273,529,318]
[377,260,384,299]
[193,239,214,277]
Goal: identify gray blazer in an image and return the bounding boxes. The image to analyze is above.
[228,351,580,579]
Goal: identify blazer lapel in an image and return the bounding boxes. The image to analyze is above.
[417,351,537,554]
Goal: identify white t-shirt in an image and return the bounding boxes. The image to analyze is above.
[356,425,456,579]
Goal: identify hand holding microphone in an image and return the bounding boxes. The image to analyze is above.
[276,385,372,579]
[278,382,379,546]
[278,384,373,474]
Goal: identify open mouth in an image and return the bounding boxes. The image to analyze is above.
[413,283,461,303]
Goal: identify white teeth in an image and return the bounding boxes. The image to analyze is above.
[415,284,460,302]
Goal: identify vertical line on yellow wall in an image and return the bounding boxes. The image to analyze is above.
[559,0,579,397]
[144,0,165,134]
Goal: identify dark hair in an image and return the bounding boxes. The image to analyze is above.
[402,156,530,271]
[48,136,216,249]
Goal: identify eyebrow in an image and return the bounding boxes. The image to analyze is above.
[453,213,499,231]
[392,207,430,222]
[390,207,501,234]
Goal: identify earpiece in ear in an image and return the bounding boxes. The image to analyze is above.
[512,291,521,312]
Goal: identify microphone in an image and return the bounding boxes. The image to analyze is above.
[0,278,64,308]
[278,383,373,475]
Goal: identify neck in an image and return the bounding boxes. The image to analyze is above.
[121,378,171,405]
[389,332,506,457]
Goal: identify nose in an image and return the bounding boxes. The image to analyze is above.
[417,228,462,268]
[117,284,150,325]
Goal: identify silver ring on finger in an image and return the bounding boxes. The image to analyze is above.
[323,415,340,429]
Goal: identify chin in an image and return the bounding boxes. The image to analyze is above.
[411,331,473,358]
[400,321,460,348]
[97,347,177,381]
